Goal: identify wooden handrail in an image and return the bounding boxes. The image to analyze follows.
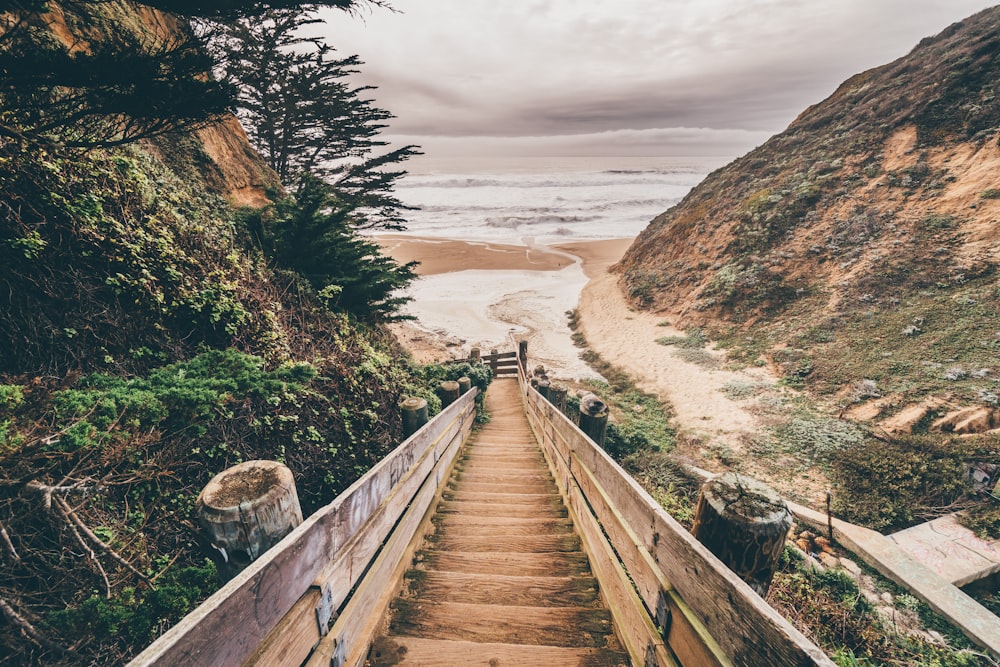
[129,390,478,667]
[517,372,834,667]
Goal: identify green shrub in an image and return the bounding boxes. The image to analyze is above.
[829,435,974,530]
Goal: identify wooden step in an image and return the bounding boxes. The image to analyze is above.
[402,571,599,607]
[442,491,563,505]
[433,515,573,531]
[388,600,614,647]
[433,521,572,540]
[435,500,567,519]
[415,551,591,577]
[368,637,628,667]
[425,532,581,553]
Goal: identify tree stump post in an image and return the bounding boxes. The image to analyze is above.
[400,396,429,438]
[518,340,528,372]
[536,378,551,400]
[579,393,608,447]
[457,376,472,396]
[469,347,481,363]
[196,460,303,581]
[439,380,461,408]
[691,472,792,597]
[533,365,547,378]
[549,384,568,413]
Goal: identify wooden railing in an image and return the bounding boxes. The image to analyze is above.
[449,349,519,376]
[129,389,478,667]
[516,359,834,667]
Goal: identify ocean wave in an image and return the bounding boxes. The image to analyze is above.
[401,174,696,190]
[485,214,602,228]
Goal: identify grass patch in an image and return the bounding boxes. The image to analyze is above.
[655,327,707,349]
[673,348,720,369]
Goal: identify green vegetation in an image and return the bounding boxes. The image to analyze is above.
[769,548,984,666]
[655,327,707,349]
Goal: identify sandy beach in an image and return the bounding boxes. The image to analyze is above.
[379,235,778,468]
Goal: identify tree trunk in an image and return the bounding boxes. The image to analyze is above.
[197,460,302,581]
[691,472,791,597]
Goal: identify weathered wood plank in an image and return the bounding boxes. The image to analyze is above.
[521,386,834,667]
[129,390,477,667]
[369,637,627,667]
[405,571,600,607]
[387,600,614,647]
[243,588,321,666]
[415,550,591,577]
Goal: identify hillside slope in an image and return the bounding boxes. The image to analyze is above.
[617,6,1000,413]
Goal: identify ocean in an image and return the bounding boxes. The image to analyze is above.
[395,155,723,243]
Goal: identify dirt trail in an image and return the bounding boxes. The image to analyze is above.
[576,273,777,453]
[369,379,627,666]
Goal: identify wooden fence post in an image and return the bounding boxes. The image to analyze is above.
[691,472,792,597]
[518,340,528,372]
[196,460,303,581]
[489,349,498,374]
[469,347,481,363]
[579,393,608,447]
[536,378,551,400]
[549,384,568,413]
[439,380,461,408]
[457,376,472,395]
[400,396,429,438]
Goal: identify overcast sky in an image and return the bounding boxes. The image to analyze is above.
[319,1,996,158]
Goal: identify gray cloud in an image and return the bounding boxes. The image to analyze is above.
[321,1,996,156]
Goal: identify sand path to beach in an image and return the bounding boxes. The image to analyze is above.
[380,235,777,453]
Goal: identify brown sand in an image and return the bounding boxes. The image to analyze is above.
[376,235,575,275]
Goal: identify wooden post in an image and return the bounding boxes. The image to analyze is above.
[469,347,481,363]
[489,349,498,374]
[196,460,303,581]
[439,380,460,408]
[549,384,568,413]
[691,472,792,597]
[536,378,550,400]
[457,376,472,396]
[518,340,528,372]
[533,365,547,378]
[400,396,429,438]
[578,393,608,448]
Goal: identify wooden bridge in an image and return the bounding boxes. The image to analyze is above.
[131,351,833,667]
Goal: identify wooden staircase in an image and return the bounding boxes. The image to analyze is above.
[368,378,628,666]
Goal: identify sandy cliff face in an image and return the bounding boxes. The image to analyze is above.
[618,6,1000,326]
[616,6,1000,412]
[40,1,279,206]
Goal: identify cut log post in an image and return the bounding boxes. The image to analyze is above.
[533,365,547,378]
[439,380,461,408]
[518,340,528,372]
[489,349,499,374]
[549,384,568,413]
[400,396,429,438]
[578,393,608,448]
[691,472,792,597]
[469,347,481,363]
[536,378,551,400]
[196,460,303,581]
[457,376,472,396]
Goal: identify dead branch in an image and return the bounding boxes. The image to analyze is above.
[56,496,152,587]
[23,478,98,511]
[0,521,19,563]
[0,595,66,654]
[52,497,110,598]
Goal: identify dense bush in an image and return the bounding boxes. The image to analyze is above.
[828,435,980,530]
